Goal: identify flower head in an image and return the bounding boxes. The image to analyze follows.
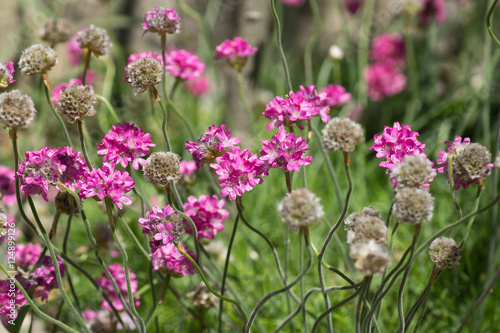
[55,191,80,215]
[350,240,390,276]
[51,78,85,106]
[15,243,41,271]
[390,155,436,188]
[19,44,58,75]
[151,243,196,277]
[322,117,364,152]
[185,125,241,168]
[278,188,324,233]
[419,0,447,24]
[179,160,197,187]
[0,61,15,89]
[321,84,351,108]
[260,125,312,174]
[97,122,156,170]
[55,84,97,123]
[77,25,112,57]
[210,147,265,200]
[0,166,16,206]
[393,187,434,224]
[214,37,257,70]
[95,263,140,312]
[143,152,182,185]
[346,215,387,245]
[0,90,37,129]
[183,195,229,240]
[126,57,163,95]
[428,237,461,270]
[39,19,72,45]
[187,283,219,310]
[66,33,83,66]
[370,33,406,67]
[79,163,134,209]
[139,204,184,251]
[364,63,406,101]
[142,7,181,35]
[165,49,205,80]
[344,206,382,233]
[186,75,210,97]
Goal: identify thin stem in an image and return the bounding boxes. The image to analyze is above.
[218,215,240,333]
[155,93,173,151]
[299,228,307,332]
[96,94,121,123]
[43,79,73,146]
[246,229,312,332]
[0,263,80,333]
[236,71,256,137]
[459,186,482,248]
[487,0,500,49]
[146,275,171,330]
[172,206,200,261]
[82,50,91,85]
[269,0,293,91]
[77,121,93,170]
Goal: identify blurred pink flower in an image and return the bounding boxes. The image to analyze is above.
[364,63,406,101]
[0,61,15,89]
[321,84,351,108]
[143,7,181,35]
[214,37,257,70]
[419,0,447,24]
[185,75,210,96]
[165,49,205,80]
[0,166,16,206]
[183,194,229,240]
[370,33,406,67]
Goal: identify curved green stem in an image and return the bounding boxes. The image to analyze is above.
[487,0,500,49]
[77,121,93,170]
[43,80,73,146]
[82,50,91,86]
[156,94,173,151]
[96,94,120,123]
[459,186,482,248]
[164,84,196,140]
[447,155,463,223]
[172,206,200,261]
[270,0,293,91]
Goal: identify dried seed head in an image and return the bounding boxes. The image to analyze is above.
[322,117,364,152]
[278,188,324,233]
[454,143,492,181]
[126,57,163,95]
[39,19,72,45]
[428,237,461,270]
[344,206,382,232]
[55,84,97,123]
[0,209,8,235]
[393,187,434,224]
[55,191,80,215]
[347,215,387,245]
[77,25,112,57]
[350,240,390,276]
[143,152,182,185]
[0,90,37,129]
[390,155,436,188]
[18,44,58,75]
[143,7,181,35]
[186,283,219,310]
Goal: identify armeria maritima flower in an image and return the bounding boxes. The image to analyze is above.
[50,78,85,106]
[142,7,181,35]
[18,44,58,75]
[321,84,351,108]
[390,155,436,188]
[165,49,205,80]
[151,242,196,277]
[55,83,98,123]
[15,243,41,271]
[350,240,390,276]
[0,279,26,326]
[143,152,182,185]
[419,0,447,25]
[126,57,163,95]
[97,122,156,170]
[364,63,406,101]
[260,125,312,174]
[0,90,37,129]
[322,117,364,152]
[183,194,229,240]
[185,125,241,168]
[0,166,16,206]
[393,187,434,224]
[428,237,461,270]
[214,37,257,70]
[370,33,406,68]
[0,61,15,89]
[139,204,185,252]
[77,25,112,57]
[39,19,72,45]
[95,263,140,312]
[278,188,324,233]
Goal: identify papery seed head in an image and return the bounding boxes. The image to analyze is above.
[77,25,112,57]
[19,44,58,75]
[390,155,436,188]
[143,152,182,185]
[0,90,37,129]
[125,57,163,95]
[39,19,72,45]
[322,117,364,152]
[393,187,434,224]
[428,236,461,270]
[55,84,97,123]
[278,188,324,233]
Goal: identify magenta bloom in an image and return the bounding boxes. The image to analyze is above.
[282,0,306,6]
[165,49,205,80]
[321,84,352,108]
[95,263,140,312]
[214,37,257,70]
[151,242,196,276]
[364,63,406,101]
[15,243,41,270]
[370,33,406,67]
[419,0,447,24]
[185,125,241,168]
[30,256,66,301]
[260,125,313,174]
[51,79,85,105]
[179,160,197,187]
[66,34,83,66]
[210,147,265,200]
[79,163,134,209]
[96,123,155,170]
[0,279,27,327]
[0,166,16,206]
[0,61,15,89]
[142,7,181,35]
[183,194,229,240]
[185,75,209,96]
[345,0,363,14]
[138,204,183,253]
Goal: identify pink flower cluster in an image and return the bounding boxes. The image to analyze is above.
[79,163,134,209]
[151,242,196,276]
[436,136,493,190]
[321,84,351,108]
[0,278,26,327]
[183,194,229,240]
[185,125,241,168]
[30,256,67,301]
[214,37,257,70]
[15,243,41,270]
[17,147,88,201]
[96,122,155,170]
[138,205,182,253]
[66,34,82,66]
[185,75,209,96]
[165,49,205,80]
[0,166,16,206]
[51,78,86,105]
[260,125,313,174]
[365,33,407,101]
[210,147,265,200]
[179,160,197,187]
[419,0,447,25]
[0,61,15,89]
[142,7,181,35]
[370,122,430,186]
[95,263,140,312]
[263,85,331,131]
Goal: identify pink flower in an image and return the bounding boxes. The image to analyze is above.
[0,279,27,327]
[185,125,241,168]
[370,33,406,67]
[151,242,196,276]
[419,0,447,25]
[15,243,41,270]
[321,84,352,108]
[179,160,197,187]
[96,122,156,170]
[345,0,363,14]
[185,75,210,96]
[0,61,15,89]
[0,166,16,206]
[183,195,229,240]
[30,256,66,301]
[214,37,257,70]
[138,205,184,253]
[127,52,162,65]
[364,63,406,101]
[79,163,134,209]
[282,0,306,6]
[66,34,83,66]
[95,263,140,312]
[210,147,265,200]
[260,125,313,174]
[51,78,85,106]
[142,7,181,35]
[165,49,205,80]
